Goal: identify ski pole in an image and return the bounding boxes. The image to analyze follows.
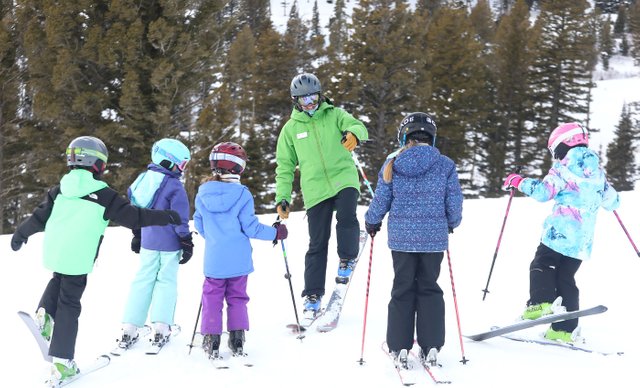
[357,236,375,365]
[446,248,468,365]
[275,212,304,340]
[613,210,640,257]
[352,151,375,198]
[481,185,517,300]
[187,300,202,355]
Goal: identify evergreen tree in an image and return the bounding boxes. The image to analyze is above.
[484,0,536,196]
[13,1,226,216]
[326,0,348,63]
[247,26,294,212]
[630,0,640,63]
[614,4,627,34]
[600,16,614,69]
[308,0,325,60]
[0,0,21,233]
[237,0,271,35]
[469,0,495,43]
[529,0,597,172]
[340,0,428,195]
[283,1,310,72]
[422,4,487,191]
[606,104,638,191]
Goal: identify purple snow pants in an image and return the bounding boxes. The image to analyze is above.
[201,276,250,335]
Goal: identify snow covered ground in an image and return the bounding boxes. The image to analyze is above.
[2,185,639,387]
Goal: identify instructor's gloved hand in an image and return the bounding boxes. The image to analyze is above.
[131,229,141,254]
[11,231,27,252]
[179,233,194,264]
[276,200,290,220]
[272,221,288,245]
[341,131,359,152]
[502,173,524,191]
[365,222,381,238]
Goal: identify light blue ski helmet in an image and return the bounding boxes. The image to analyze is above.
[151,138,191,171]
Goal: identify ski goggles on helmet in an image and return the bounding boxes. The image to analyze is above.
[296,93,320,109]
[66,147,108,163]
[155,147,189,171]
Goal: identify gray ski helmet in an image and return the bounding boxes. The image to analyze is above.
[397,112,437,147]
[66,136,109,173]
[290,73,321,97]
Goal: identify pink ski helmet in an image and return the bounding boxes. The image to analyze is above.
[547,122,589,159]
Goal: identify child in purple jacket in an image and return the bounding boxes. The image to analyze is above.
[117,138,194,351]
[194,142,288,359]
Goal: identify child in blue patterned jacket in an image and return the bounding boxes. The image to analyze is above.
[503,122,619,343]
[364,112,463,367]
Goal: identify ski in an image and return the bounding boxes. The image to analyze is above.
[500,331,624,356]
[46,355,110,387]
[110,325,152,356]
[18,311,52,362]
[316,229,369,333]
[145,324,181,355]
[382,341,420,386]
[408,349,452,385]
[464,305,607,341]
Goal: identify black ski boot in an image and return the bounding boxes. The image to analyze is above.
[202,334,221,359]
[228,330,245,355]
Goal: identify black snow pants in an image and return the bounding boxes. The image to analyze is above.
[302,187,360,298]
[39,272,87,360]
[528,243,582,332]
[386,251,445,353]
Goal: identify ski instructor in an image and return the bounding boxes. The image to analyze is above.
[274,72,368,317]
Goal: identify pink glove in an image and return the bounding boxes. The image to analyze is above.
[503,173,523,191]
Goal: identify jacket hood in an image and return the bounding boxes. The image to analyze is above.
[391,145,441,177]
[60,169,108,198]
[558,147,601,180]
[197,181,245,213]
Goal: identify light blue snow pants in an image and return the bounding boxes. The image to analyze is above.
[122,248,180,327]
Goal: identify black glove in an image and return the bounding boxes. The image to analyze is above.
[166,210,182,225]
[130,229,141,253]
[365,222,381,238]
[448,227,454,234]
[11,232,27,252]
[272,221,288,246]
[179,233,194,264]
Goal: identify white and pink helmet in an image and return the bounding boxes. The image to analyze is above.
[547,122,589,158]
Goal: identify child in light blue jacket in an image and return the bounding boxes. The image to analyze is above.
[503,122,619,343]
[194,142,287,358]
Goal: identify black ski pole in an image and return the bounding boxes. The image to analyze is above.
[275,210,304,340]
[188,299,202,355]
[482,167,521,300]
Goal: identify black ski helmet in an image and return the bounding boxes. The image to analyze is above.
[397,112,437,147]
